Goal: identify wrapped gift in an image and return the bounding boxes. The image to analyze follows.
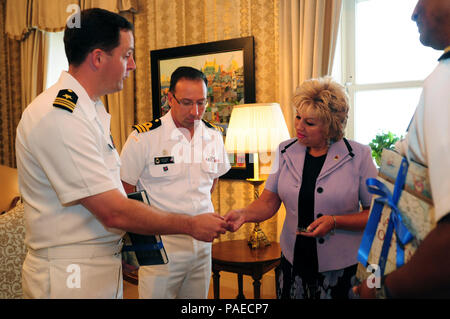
[356,149,436,283]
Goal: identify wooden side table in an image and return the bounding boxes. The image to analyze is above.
[122,267,139,285]
[212,240,281,299]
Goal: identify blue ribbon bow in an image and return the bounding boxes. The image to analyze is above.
[357,157,414,276]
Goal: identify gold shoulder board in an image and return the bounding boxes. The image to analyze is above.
[53,89,78,113]
[202,119,223,133]
[132,118,162,133]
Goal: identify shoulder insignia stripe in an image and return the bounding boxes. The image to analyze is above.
[53,89,78,113]
[53,102,75,112]
[54,98,76,109]
[202,119,224,133]
[438,50,450,61]
[132,118,161,133]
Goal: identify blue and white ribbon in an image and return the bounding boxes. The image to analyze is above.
[358,157,414,276]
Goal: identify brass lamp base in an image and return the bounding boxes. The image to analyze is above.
[248,222,271,249]
[246,155,270,249]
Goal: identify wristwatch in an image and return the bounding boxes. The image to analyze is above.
[375,275,393,299]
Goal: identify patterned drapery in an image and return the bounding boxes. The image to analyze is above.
[1,0,138,163]
[133,0,282,242]
[0,0,22,168]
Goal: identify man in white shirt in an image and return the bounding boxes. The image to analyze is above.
[16,8,227,299]
[120,66,231,298]
[356,0,450,298]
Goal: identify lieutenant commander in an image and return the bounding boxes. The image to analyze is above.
[120,66,231,299]
[16,9,227,299]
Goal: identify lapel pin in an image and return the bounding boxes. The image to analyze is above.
[334,155,339,161]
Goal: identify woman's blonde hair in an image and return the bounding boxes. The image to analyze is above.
[293,76,349,143]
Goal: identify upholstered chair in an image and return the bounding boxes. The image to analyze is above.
[0,165,26,299]
[0,165,20,214]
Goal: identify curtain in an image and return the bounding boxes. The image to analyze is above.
[133,0,281,243]
[82,0,138,13]
[101,83,135,152]
[279,0,342,136]
[0,0,22,167]
[101,13,135,152]
[20,29,48,110]
[100,10,136,151]
[4,0,29,40]
[5,0,138,39]
[3,0,138,159]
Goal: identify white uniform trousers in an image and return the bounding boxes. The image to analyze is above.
[22,241,123,299]
[138,234,211,299]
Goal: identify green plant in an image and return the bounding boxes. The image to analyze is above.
[369,131,402,166]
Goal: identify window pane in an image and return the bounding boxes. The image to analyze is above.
[331,21,342,83]
[355,0,441,84]
[46,32,68,89]
[354,87,421,145]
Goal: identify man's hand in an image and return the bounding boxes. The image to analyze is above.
[189,213,228,242]
[353,280,376,299]
[223,209,246,232]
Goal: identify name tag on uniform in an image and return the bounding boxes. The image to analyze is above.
[154,156,174,165]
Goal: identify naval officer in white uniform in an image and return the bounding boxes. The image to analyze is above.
[120,66,231,299]
[355,0,450,299]
[16,9,228,299]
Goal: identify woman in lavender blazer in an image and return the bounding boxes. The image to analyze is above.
[225,77,377,299]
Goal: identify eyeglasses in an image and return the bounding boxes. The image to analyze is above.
[172,94,208,108]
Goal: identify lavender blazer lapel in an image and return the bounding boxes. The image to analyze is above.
[281,140,305,185]
[317,139,355,182]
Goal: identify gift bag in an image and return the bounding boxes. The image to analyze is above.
[356,149,436,282]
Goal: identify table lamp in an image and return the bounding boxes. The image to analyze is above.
[225,103,290,249]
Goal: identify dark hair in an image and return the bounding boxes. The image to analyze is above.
[64,8,134,66]
[169,66,208,92]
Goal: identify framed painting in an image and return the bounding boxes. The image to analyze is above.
[150,36,255,179]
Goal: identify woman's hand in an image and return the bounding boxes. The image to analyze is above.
[298,215,335,238]
[224,209,246,232]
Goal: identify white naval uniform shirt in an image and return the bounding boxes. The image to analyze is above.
[121,112,230,298]
[16,71,125,250]
[120,110,231,215]
[397,57,450,222]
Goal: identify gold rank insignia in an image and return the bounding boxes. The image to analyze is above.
[202,119,224,133]
[438,46,450,61]
[53,89,78,113]
[132,118,162,133]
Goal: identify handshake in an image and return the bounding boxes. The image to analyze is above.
[188,210,246,242]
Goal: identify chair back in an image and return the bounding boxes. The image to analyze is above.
[0,165,20,213]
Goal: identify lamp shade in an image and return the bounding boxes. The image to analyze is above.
[225,103,290,153]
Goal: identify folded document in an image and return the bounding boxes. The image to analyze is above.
[122,190,169,266]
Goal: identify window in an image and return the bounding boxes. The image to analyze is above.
[333,0,441,145]
[45,31,68,89]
